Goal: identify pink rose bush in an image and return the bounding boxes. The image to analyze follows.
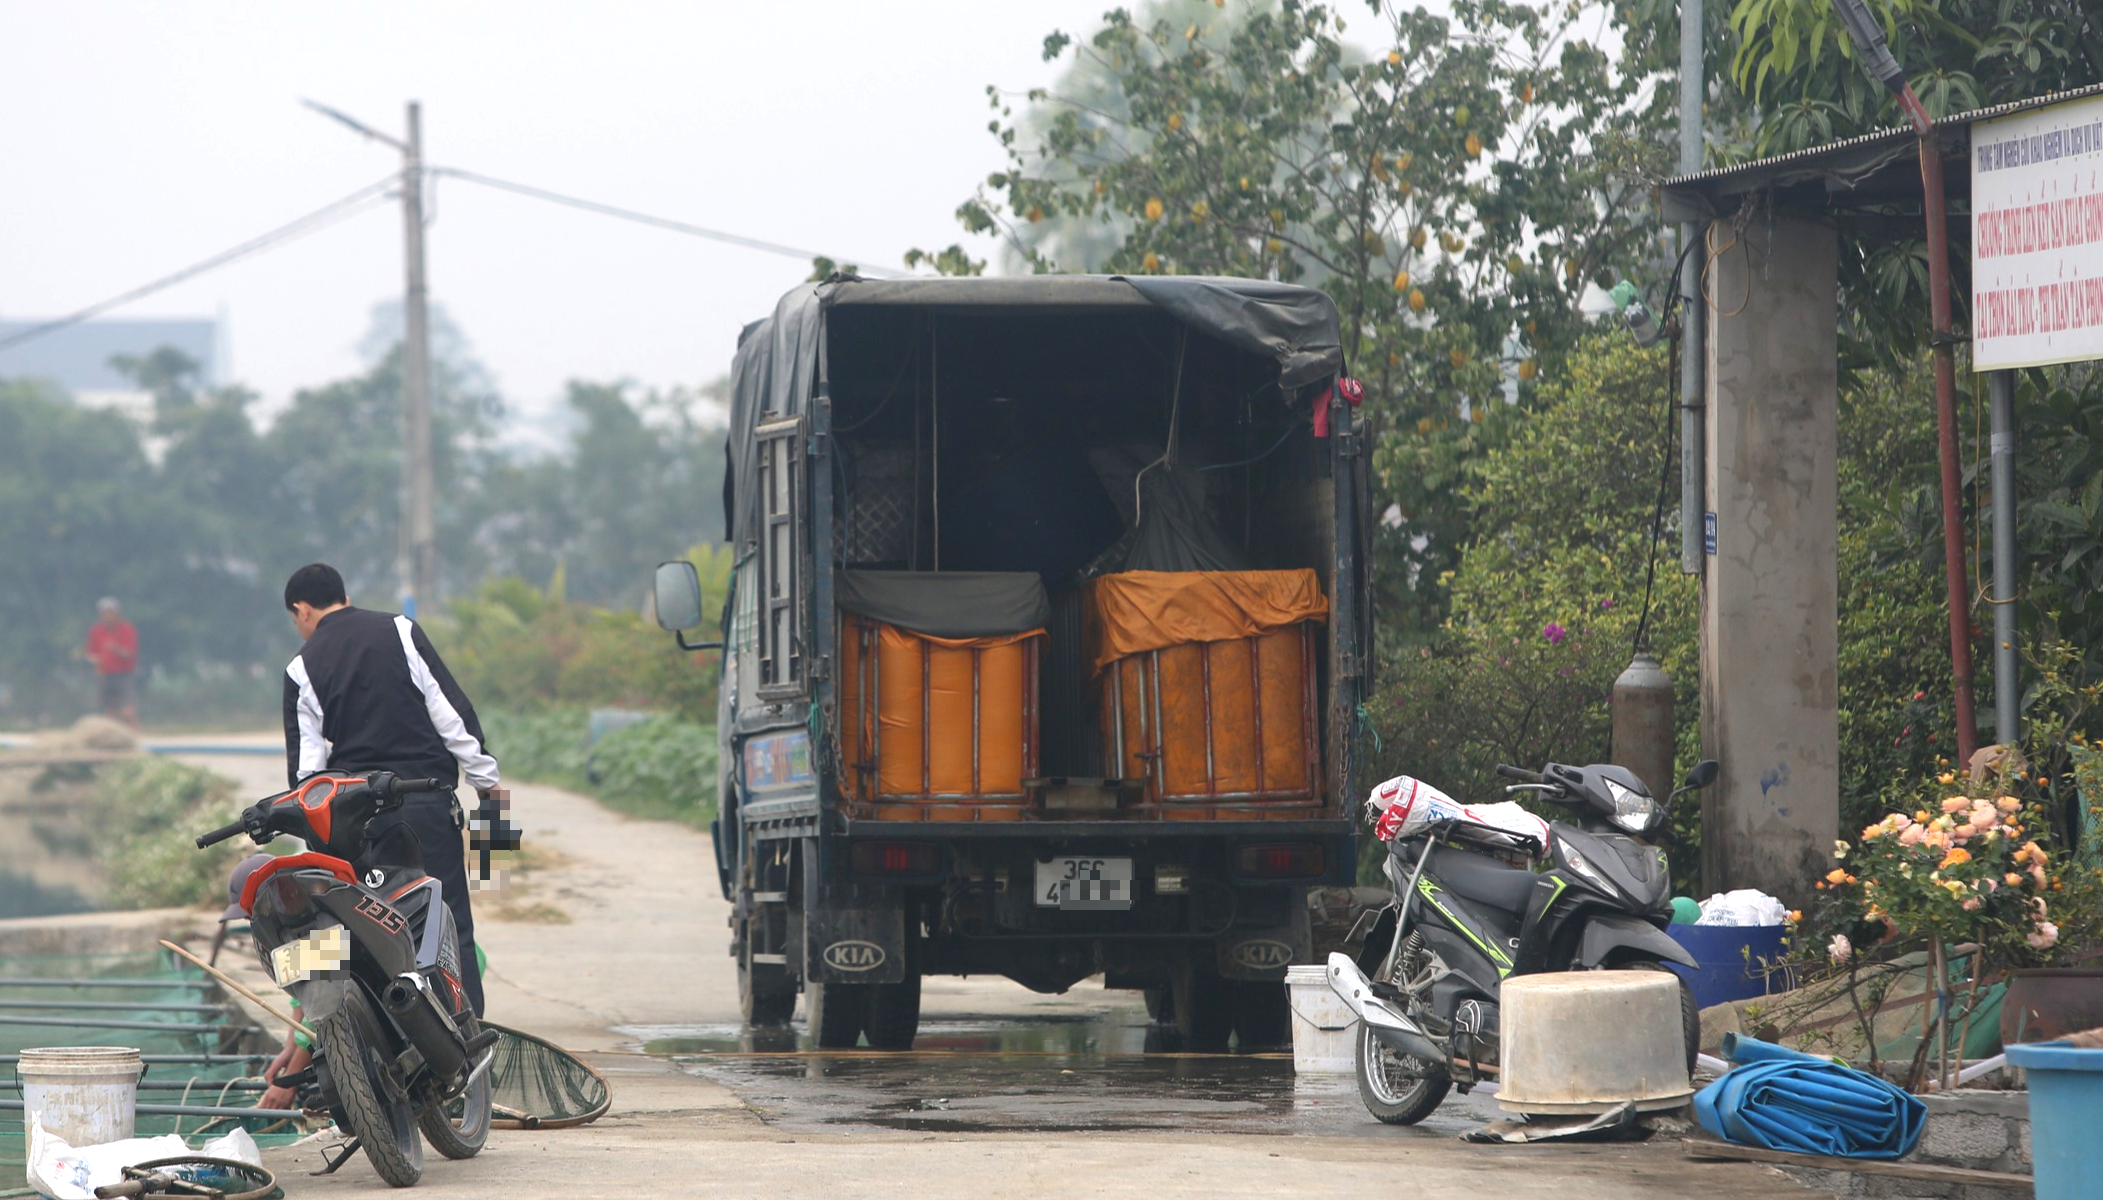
[1826,791,2059,953]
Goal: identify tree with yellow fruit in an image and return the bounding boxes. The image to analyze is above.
[919,0,1678,629]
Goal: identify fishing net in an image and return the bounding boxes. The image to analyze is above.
[479,1022,611,1129]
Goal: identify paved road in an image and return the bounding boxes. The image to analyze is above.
[173,749,1822,1200]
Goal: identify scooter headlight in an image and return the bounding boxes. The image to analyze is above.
[1604,778,1662,835]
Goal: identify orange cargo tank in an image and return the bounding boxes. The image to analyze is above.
[1088,569,1328,812]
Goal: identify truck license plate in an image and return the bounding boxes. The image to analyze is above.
[1034,857,1134,910]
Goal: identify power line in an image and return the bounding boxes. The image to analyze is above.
[430,166,908,279]
[0,177,398,356]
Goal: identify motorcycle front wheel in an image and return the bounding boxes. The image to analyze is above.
[1353,1022,1451,1125]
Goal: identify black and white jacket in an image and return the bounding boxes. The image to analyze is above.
[282,607,499,792]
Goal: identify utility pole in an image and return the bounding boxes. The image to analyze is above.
[1679,0,1706,577]
[399,102,436,617]
[302,98,437,617]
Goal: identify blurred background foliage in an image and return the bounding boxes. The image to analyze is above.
[0,304,727,729]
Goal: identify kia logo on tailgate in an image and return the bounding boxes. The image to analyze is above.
[823,940,886,971]
[1230,939,1294,970]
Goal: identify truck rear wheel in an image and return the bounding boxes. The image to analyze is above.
[1171,962,1233,1053]
[1229,980,1291,1051]
[806,979,868,1049]
[1142,987,1175,1025]
[863,973,921,1051]
[739,934,796,1027]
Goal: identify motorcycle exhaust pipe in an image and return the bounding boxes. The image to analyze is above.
[1324,953,1449,1069]
[381,972,470,1083]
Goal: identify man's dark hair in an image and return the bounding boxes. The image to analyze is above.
[284,563,348,611]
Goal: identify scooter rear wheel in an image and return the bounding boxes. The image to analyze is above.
[1353,1022,1450,1125]
[317,988,424,1187]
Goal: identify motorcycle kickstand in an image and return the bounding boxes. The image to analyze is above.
[312,1136,364,1176]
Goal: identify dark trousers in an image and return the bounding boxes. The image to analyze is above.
[369,792,485,1016]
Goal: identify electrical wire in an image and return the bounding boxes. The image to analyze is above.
[0,176,398,355]
[1198,421,1299,472]
[430,166,908,279]
[1632,234,1707,654]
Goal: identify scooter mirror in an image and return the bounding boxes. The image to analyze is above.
[1680,759,1720,790]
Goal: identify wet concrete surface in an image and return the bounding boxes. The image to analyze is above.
[623,1008,1505,1139]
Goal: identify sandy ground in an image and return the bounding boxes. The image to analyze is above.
[158,748,1820,1200]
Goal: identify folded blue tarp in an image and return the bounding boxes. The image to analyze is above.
[1693,1033,1926,1159]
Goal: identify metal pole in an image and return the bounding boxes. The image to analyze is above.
[1679,0,1706,575]
[1990,371,2018,745]
[1828,0,1979,764]
[400,101,437,616]
[1916,130,1981,766]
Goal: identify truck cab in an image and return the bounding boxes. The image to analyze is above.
[654,274,1370,1050]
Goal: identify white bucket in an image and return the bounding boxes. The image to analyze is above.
[1285,964,1358,1074]
[18,1046,144,1150]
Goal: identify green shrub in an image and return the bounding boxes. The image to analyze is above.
[1366,333,1702,883]
[584,714,720,827]
[483,706,718,829]
[84,758,249,910]
[432,548,732,723]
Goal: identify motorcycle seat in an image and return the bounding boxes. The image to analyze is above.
[1430,843,1540,915]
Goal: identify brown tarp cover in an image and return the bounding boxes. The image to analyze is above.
[1086,569,1328,673]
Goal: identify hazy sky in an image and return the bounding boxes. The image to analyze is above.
[0,1,1140,431]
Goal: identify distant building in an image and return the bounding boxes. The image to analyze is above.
[0,317,222,421]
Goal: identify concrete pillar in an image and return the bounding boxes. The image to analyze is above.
[1698,211,1840,907]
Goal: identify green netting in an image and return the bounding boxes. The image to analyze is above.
[0,949,306,1182]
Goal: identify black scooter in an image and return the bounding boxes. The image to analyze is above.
[1326,759,1718,1125]
[197,771,496,1186]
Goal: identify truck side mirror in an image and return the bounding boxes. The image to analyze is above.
[653,560,705,632]
[1680,759,1719,791]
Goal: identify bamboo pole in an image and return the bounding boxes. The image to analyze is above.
[159,940,313,1040]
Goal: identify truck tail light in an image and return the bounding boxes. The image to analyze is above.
[851,841,941,875]
[1234,842,1325,878]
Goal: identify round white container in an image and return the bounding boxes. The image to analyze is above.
[18,1046,144,1149]
[1496,971,1691,1114]
[1285,964,1358,1074]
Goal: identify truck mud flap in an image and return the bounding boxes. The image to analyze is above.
[1215,900,1311,980]
[800,840,906,985]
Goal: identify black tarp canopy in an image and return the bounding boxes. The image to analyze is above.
[721,274,1343,545]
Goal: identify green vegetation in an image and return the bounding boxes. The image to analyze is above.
[0,309,726,729]
[80,758,248,910]
[482,707,719,829]
[925,0,1679,630]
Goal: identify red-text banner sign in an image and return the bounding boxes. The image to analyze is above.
[1972,92,2103,371]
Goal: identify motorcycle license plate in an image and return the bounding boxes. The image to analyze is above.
[270,926,349,985]
[1034,857,1134,910]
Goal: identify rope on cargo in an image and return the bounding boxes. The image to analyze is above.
[1132,327,1190,525]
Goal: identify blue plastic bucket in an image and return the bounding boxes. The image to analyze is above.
[1665,924,1795,1009]
[2005,1040,2103,1200]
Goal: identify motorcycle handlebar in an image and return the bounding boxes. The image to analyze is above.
[195,819,247,850]
[1494,764,1547,785]
[367,773,449,800]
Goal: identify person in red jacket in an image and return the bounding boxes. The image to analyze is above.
[84,597,139,728]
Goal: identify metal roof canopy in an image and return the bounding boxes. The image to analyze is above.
[1662,80,2103,224]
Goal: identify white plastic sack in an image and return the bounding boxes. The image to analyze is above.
[1366,775,1551,851]
[28,1118,262,1200]
[1696,888,1789,927]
